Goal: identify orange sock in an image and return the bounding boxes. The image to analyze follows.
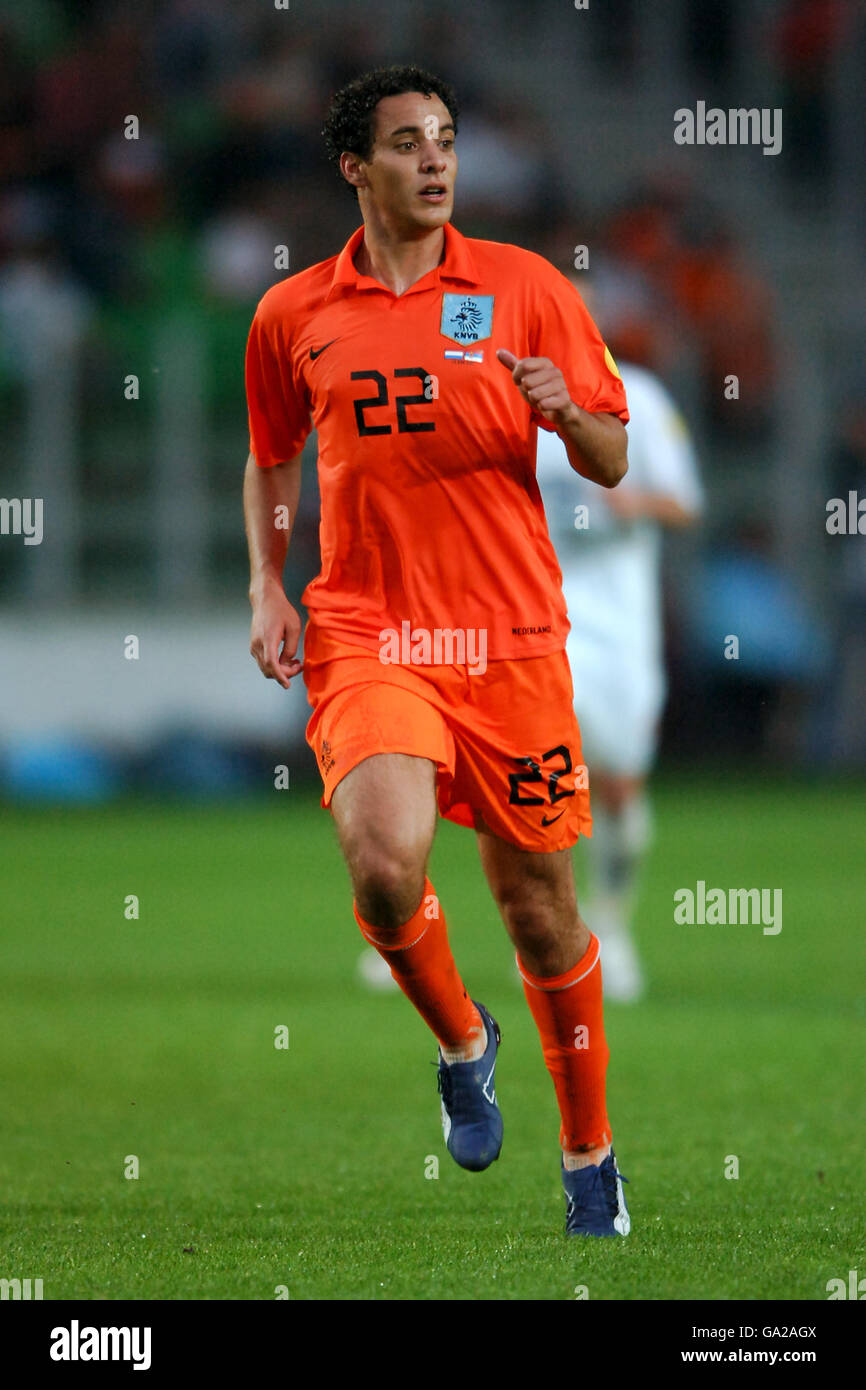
[354,877,482,1051]
[518,933,612,1153]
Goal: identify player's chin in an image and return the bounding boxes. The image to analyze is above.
[412,194,452,224]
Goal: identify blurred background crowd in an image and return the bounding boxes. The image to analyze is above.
[1,0,864,800]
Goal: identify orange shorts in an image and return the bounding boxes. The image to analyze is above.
[302,624,592,853]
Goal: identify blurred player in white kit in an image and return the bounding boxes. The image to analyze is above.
[534,287,703,1000]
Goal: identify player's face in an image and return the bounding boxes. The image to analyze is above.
[360,91,456,231]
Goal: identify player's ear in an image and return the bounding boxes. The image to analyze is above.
[340,151,367,191]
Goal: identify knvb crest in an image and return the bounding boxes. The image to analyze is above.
[440,293,494,345]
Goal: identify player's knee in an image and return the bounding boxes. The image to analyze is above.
[352,845,427,928]
[502,900,556,946]
[604,780,631,814]
[499,879,583,949]
[491,864,560,927]
[596,773,644,815]
[512,915,583,977]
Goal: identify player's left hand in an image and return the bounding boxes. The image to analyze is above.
[496,349,574,425]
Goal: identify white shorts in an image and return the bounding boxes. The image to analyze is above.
[566,631,665,778]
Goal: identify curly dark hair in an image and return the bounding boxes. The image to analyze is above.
[322,65,459,196]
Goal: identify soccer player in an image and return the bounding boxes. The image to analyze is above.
[535,306,703,1000]
[243,66,631,1236]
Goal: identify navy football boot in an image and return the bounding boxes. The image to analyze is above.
[436,1001,503,1172]
[562,1149,630,1236]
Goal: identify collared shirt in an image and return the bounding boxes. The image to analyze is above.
[245,221,628,661]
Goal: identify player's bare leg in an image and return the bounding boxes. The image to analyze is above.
[345,753,438,989]
[592,770,645,816]
[474,828,588,975]
[331,752,437,928]
[331,750,485,1057]
[333,752,503,1170]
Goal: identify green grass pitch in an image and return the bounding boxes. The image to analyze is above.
[1,776,863,1301]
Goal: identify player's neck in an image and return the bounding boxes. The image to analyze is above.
[353,215,445,297]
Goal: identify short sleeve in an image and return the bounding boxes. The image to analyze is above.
[638,380,704,514]
[244,298,312,467]
[529,269,630,432]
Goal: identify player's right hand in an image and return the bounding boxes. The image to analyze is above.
[249,583,304,689]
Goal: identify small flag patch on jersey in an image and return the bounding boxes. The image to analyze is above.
[444,348,485,362]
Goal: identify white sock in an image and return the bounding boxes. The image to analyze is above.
[440,1020,487,1065]
[563,1144,611,1171]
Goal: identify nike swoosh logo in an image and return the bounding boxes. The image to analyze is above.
[481,1063,496,1105]
[541,810,566,826]
[309,338,339,360]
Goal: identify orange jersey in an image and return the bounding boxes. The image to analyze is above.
[245,221,628,661]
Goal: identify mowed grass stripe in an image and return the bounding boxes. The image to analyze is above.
[1,780,863,1298]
